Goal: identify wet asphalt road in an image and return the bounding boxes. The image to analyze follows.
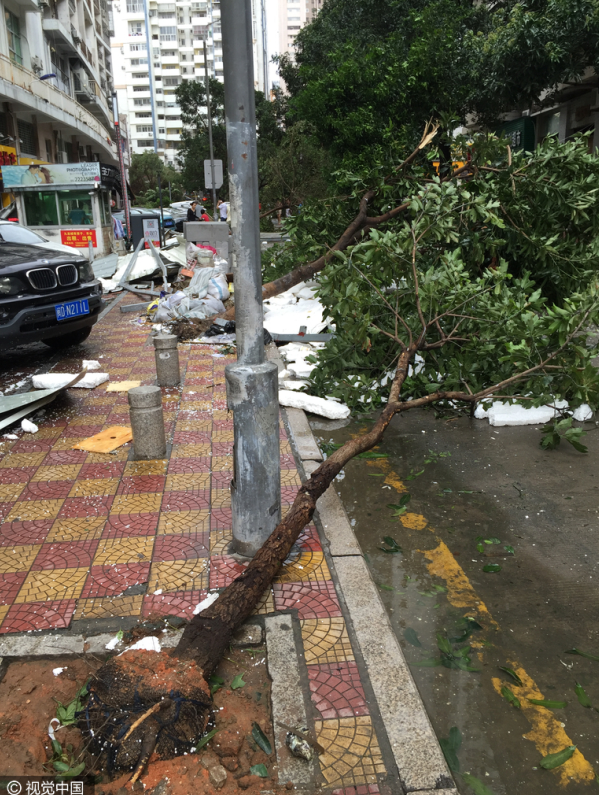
[311,408,599,795]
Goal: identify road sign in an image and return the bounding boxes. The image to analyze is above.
[204,159,223,189]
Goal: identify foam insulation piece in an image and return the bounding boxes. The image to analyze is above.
[487,399,568,427]
[573,404,593,421]
[278,389,350,419]
[120,636,161,654]
[288,361,316,378]
[263,299,328,335]
[82,360,101,371]
[279,380,308,391]
[21,419,38,433]
[32,373,109,390]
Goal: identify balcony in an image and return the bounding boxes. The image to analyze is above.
[42,18,79,56]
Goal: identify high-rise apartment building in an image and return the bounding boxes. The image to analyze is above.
[0,0,120,184]
[111,0,267,169]
[277,0,322,59]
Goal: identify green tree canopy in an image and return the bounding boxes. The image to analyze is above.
[129,152,183,207]
[279,0,599,165]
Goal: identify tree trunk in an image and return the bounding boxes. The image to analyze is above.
[83,353,410,780]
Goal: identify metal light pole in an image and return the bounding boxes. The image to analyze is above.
[112,92,131,240]
[143,0,165,243]
[203,40,218,219]
[222,0,280,557]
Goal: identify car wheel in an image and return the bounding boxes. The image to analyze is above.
[43,326,92,349]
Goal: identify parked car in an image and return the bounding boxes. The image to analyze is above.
[0,243,102,351]
[0,220,80,256]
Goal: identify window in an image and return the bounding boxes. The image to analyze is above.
[162,50,176,56]
[128,21,143,35]
[130,42,147,51]
[134,98,151,105]
[126,1,144,11]
[158,127,165,133]
[130,58,148,65]
[24,192,59,227]
[45,139,53,163]
[159,26,177,41]
[132,72,149,79]
[193,25,209,39]
[136,140,155,147]
[18,120,37,156]
[137,125,153,132]
[158,12,175,18]
[58,191,93,226]
[5,11,23,66]
[133,85,150,91]
[135,112,152,118]
[163,77,180,86]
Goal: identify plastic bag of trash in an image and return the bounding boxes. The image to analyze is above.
[186,241,202,268]
[213,256,229,274]
[201,295,226,315]
[186,267,216,299]
[207,273,229,301]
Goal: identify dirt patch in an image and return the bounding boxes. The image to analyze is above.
[0,645,288,795]
[171,317,215,342]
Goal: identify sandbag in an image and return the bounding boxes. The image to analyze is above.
[206,273,229,301]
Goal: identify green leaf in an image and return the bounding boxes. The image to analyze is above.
[439,726,462,773]
[251,723,272,756]
[575,682,592,708]
[51,740,62,757]
[403,628,422,647]
[436,634,453,655]
[528,699,567,709]
[194,728,218,752]
[250,763,269,778]
[231,674,245,690]
[356,451,388,459]
[483,563,501,573]
[539,745,577,770]
[209,674,224,695]
[460,772,496,794]
[498,667,523,686]
[379,536,402,553]
[60,762,85,778]
[504,545,515,554]
[501,686,520,709]
[566,648,599,662]
[53,761,71,773]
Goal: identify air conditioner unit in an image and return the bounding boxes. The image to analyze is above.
[73,68,91,94]
[71,24,81,42]
[31,56,43,74]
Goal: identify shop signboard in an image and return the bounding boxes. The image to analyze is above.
[61,229,97,248]
[143,218,160,248]
[1,162,101,188]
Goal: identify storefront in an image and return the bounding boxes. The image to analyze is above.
[0,162,115,258]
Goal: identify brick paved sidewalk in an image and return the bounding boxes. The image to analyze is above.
[0,297,388,794]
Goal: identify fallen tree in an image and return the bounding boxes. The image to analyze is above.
[84,132,599,781]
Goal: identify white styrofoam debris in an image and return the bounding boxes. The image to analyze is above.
[48,719,62,741]
[279,380,308,391]
[288,361,316,378]
[193,591,219,615]
[101,250,161,293]
[474,403,491,419]
[32,373,109,390]
[278,390,350,419]
[82,360,101,371]
[153,589,163,595]
[263,299,328,335]
[573,404,593,421]
[2,434,18,440]
[21,419,38,433]
[120,636,161,654]
[297,287,317,300]
[278,369,291,380]
[52,667,66,676]
[487,400,568,427]
[289,281,306,295]
[105,636,122,650]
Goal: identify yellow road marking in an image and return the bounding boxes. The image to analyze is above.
[365,454,595,786]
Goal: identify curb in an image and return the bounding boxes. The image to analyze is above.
[283,407,457,795]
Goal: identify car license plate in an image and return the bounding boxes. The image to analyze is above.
[55,299,90,321]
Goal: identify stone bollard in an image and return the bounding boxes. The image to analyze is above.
[128,385,167,460]
[153,334,180,387]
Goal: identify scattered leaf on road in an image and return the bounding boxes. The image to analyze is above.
[483,563,501,573]
[231,674,245,690]
[501,686,521,709]
[379,535,403,553]
[195,728,218,751]
[539,745,577,770]
[528,698,567,709]
[498,667,523,686]
[439,726,462,773]
[460,772,496,794]
[575,682,592,708]
[566,648,599,662]
[404,628,422,647]
[250,763,269,777]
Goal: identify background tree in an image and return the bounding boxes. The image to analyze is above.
[128,152,184,207]
[279,0,599,166]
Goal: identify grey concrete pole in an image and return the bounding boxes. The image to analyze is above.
[128,386,167,460]
[221,0,281,556]
[153,334,180,387]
